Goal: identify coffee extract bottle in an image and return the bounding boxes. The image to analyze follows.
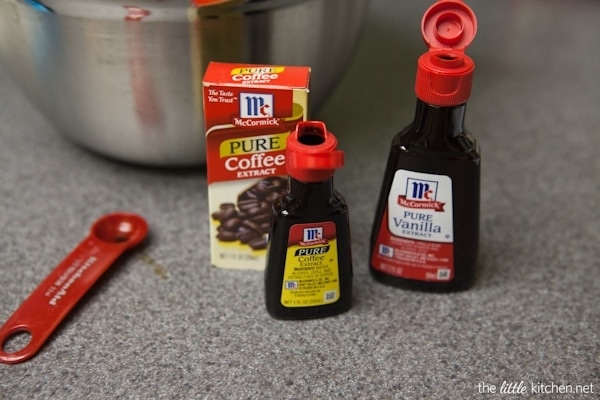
[370,1,480,292]
[265,121,352,319]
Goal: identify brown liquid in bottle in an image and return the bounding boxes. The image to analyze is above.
[265,122,352,319]
[370,100,480,292]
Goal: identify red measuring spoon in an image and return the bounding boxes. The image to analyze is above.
[0,212,148,364]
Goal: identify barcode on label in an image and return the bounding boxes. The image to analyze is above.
[324,290,336,301]
[437,269,451,280]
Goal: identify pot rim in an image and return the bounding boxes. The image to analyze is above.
[11,0,320,21]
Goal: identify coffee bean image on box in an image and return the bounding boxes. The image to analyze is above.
[211,177,287,250]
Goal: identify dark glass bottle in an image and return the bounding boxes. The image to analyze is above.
[265,121,352,319]
[369,99,480,292]
[369,0,480,292]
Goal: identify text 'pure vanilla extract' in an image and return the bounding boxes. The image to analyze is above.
[370,0,481,292]
[265,121,353,319]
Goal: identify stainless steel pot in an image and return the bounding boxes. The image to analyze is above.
[0,0,370,166]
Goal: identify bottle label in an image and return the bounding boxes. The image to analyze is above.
[280,222,340,307]
[371,170,454,281]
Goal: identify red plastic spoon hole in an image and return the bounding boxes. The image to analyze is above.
[2,329,32,355]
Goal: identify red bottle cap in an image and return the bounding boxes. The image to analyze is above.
[415,0,477,106]
[286,121,344,183]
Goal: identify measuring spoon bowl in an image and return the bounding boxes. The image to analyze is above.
[92,212,148,246]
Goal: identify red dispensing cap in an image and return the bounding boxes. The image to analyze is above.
[415,0,477,106]
[286,121,344,183]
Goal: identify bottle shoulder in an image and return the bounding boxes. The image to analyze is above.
[392,127,480,161]
[274,190,348,218]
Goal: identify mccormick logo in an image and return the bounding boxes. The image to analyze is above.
[406,178,437,201]
[398,178,445,211]
[240,93,273,118]
[233,93,280,128]
[285,281,298,290]
[297,226,328,246]
[303,227,323,243]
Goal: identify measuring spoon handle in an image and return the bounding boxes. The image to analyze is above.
[0,212,148,364]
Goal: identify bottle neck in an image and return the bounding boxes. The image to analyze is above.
[412,99,467,139]
[288,176,336,202]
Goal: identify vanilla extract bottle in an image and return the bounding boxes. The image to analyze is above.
[265,121,352,319]
[370,0,481,292]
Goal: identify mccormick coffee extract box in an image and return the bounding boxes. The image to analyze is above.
[202,62,311,270]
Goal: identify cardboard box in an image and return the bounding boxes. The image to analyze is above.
[203,62,311,270]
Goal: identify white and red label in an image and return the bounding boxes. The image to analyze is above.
[372,170,454,281]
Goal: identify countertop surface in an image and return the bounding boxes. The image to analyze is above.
[1,0,598,398]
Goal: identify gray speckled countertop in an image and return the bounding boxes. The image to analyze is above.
[1,0,598,398]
